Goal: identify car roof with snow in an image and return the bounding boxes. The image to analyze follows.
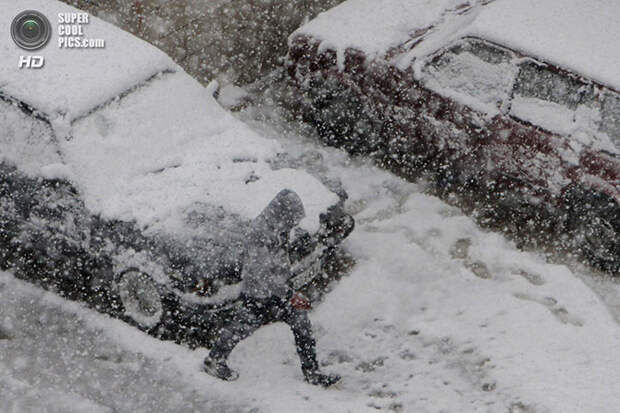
[0,0,177,122]
[0,0,338,233]
[292,0,620,91]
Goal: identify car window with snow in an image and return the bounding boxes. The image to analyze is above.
[599,89,620,150]
[420,38,517,114]
[511,62,619,153]
[573,86,620,153]
[512,62,586,110]
[510,62,586,135]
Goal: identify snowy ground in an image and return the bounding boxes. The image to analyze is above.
[3,96,620,413]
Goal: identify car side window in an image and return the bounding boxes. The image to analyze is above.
[510,61,619,153]
[599,90,620,149]
[420,38,517,113]
[512,62,585,109]
[0,98,59,174]
[510,62,592,137]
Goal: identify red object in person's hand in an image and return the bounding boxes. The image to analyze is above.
[291,293,312,310]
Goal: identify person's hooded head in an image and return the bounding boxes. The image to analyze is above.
[251,189,305,246]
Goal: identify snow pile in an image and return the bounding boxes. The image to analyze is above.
[1,384,113,413]
[0,273,251,413]
[0,0,176,120]
[319,162,620,411]
[61,72,337,233]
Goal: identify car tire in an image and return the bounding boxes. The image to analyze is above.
[116,269,164,330]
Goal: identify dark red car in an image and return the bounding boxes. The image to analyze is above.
[287,0,620,272]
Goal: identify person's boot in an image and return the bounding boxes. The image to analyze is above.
[203,355,239,381]
[303,369,341,387]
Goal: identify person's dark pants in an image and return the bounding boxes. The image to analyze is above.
[209,294,320,374]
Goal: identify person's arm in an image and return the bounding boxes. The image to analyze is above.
[245,232,311,308]
[243,240,293,299]
[277,231,312,310]
[266,239,311,309]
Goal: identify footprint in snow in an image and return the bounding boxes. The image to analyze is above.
[0,326,12,340]
[465,260,492,279]
[515,269,545,286]
[367,389,403,413]
[356,356,387,373]
[450,238,492,279]
[450,238,472,259]
[368,388,398,399]
[509,401,539,413]
[450,239,545,284]
[321,349,354,366]
[512,292,584,326]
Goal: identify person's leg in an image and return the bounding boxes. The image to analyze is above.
[204,297,267,380]
[284,308,320,373]
[209,311,259,360]
[279,301,340,387]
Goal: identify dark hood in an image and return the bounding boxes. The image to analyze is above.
[252,189,306,236]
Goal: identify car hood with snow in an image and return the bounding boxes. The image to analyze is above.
[0,0,339,233]
[61,70,338,234]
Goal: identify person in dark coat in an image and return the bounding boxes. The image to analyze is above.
[203,189,340,387]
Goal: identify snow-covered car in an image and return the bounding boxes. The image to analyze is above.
[287,0,620,272]
[0,0,353,346]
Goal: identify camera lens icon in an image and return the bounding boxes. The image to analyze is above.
[11,10,52,51]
